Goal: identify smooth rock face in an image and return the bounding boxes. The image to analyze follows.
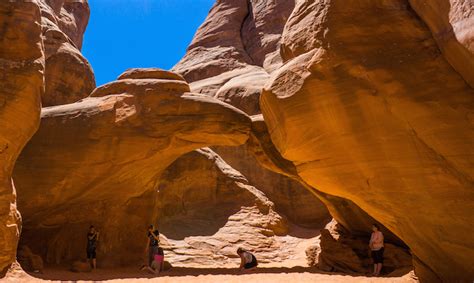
[173,0,252,83]
[241,0,296,71]
[38,0,95,106]
[247,115,403,244]
[0,1,43,274]
[260,0,474,281]
[409,0,474,87]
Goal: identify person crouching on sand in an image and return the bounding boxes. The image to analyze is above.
[369,223,384,276]
[237,247,258,272]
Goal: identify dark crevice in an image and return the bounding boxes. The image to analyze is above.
[239,0,256,66]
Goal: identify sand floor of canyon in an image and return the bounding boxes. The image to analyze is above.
[6,265,417,283]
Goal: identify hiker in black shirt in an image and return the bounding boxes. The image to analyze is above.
[145,224,160,266]
[87,225,99,269]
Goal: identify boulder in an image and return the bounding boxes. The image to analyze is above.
[306,221,412,276]
[70,260,92,273]
[317,229,366,274]
[17,246,43,273]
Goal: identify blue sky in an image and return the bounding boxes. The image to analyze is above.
[82,0,214,86]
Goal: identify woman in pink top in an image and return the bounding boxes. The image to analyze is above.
[369,224,384,276]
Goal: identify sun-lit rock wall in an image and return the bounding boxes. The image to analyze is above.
[0,1,43,274]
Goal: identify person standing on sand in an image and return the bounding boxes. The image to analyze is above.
[369,223,384,276]
[87,225,99,269]
[145,224,160,267]
[237,247,258,272]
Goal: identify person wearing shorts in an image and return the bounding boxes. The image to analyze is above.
[369,224,384,276]
[147,247,165,274]
[237,247,258,272]
[145,225,160,266]
[86,225,99,269]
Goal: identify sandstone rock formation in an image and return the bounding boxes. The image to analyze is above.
[16,144,322,268]
[172,0,294,99]
[260,1,474,281]
[174,0,330,230]
[0,2,94,270]
[409,0,474,87]
[173,0,377,243]
[0,1,43,274]
[38,0,95,106]
[15,69,250,220]
[175,0,474,281]
[4,0,473,282]
[17,246,43,273]
[214,145,331,228]
[157,148,319,267]
[70,260,92,273]
[247,115,403,245]
[307,221,411,276]
[13,69,253,266]
[8,0,331,273]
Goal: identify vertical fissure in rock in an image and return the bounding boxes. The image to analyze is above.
[240,0,256,65]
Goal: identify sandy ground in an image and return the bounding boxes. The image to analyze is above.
[4,264,418,283]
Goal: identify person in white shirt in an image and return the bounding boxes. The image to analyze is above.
[369,223,384,276]
[237,247,258,272]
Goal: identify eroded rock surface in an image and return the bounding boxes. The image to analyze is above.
[173,0,330,231]
[16,146,321,268]
[0,1,43,274]
[5,0,473,281]
[260,1,474,281]
[157,148,319,267]
[409,0,474,87]
[14,69,252,266]
[175,0,474,280]
[307,220,411,276]
[38,0,95,106]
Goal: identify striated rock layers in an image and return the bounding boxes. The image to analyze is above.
[260,1,474,281]
[156,148,317,267]
[174,0,402,254]
[175,0,474,281]
[4,0,473,281]
[173,0,330,230]
[0,1,43,275]
[409,0,474,87]
[9,0,330,272]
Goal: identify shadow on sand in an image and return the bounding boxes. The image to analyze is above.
[28,266,408,281]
